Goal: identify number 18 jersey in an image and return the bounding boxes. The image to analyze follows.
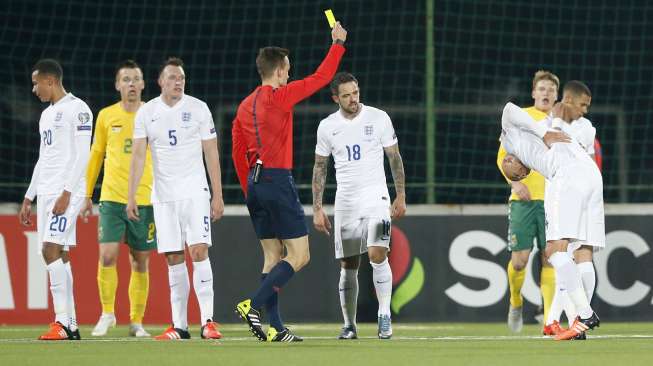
[315,104,398,211]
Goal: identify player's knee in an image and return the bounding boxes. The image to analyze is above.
[299,250,310,269]
[100,252,118,267]
[288,251,310,272]
[41,243,60,264]
[189,245,209,262]
[131,259,148,273]
[544,245,558,260]
[368,250,387,264]
[340,256,360,270]
[511,260,527,271]
[165,252,186,266]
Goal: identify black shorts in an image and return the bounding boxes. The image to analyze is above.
[246,168,309,240]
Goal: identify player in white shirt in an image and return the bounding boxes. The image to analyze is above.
[500,101,602,340]
[18,59,92,340]
[312,73,406,340]
[127,57,224,340]
[543,81,599,338]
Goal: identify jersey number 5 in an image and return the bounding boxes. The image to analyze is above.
[168,130,177,145]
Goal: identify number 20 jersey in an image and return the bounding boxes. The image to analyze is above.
[37,93,93,197]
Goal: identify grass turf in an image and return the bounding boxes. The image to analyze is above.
[1,322,652,366]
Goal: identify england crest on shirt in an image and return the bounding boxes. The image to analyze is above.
[182,112,191,122]
[363,124,374,141]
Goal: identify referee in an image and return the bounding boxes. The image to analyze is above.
[232,22,347,342]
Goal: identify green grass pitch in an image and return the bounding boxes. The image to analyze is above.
[1,323,652,366]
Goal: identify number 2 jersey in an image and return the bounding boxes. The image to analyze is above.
[315,104,398,211]
[133,94,216,204]
[26,93,93,199]
[86,102,154,205]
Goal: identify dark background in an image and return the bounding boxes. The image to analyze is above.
[1,0,652,204]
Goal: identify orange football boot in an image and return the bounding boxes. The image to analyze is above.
[543,320,566,336]
[154,326,191,340]
[38,322,71,340]
[201,321,223,339]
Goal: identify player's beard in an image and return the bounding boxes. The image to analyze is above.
[343,102,359,115]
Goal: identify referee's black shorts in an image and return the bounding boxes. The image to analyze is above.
[246,168,309,240]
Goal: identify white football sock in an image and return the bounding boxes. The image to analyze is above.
[64,261,77,331]
[371,258,393,317]
[339,268,359,328]
[168,262,190,330]
[546,282,564,325]
[47,259,68,326]
[192,258,214,326]
[577,261,596,302]
[563,290,577,327]
[548,252,592,319]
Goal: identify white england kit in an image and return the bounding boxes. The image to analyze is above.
[133,95,217,252]
[500,103,604,248]
[315,104,398,258]
[25,93,93,249]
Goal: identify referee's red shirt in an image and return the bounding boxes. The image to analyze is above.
[232,43,345,194]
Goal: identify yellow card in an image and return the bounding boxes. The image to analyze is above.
[324,9,336,28]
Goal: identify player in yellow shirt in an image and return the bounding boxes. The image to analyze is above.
[81,60,156,337]
[496,70,558,333]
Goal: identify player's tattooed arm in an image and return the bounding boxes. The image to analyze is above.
[384,144,406,197]
[312,154,329,210]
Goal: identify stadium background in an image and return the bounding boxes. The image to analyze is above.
[2,0,652,204]
[1,0,652,325]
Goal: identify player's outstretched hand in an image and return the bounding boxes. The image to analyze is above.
[80,198,93,223]
[18,198,32,226]
[210,195,224,222]
[126,199,140,221]
[52,190,71,215]
[543,130,571,147]
[391,195,407,220]
[510,181,531,201]
[313,207,332,236]
[332,21,347,44]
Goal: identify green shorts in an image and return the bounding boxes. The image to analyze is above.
[98,201,157,251]
[507,200,545,252]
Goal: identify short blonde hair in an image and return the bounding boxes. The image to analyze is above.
[532,70,560,91]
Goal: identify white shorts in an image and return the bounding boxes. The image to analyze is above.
[36,194,85,252]
[545,160,605,248]
[153,196,212,253]
[333,206,391,259]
